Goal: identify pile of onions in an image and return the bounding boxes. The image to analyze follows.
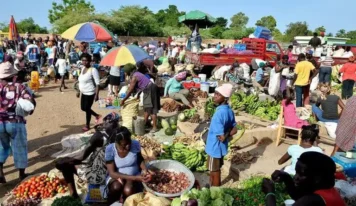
[146,170,190,194]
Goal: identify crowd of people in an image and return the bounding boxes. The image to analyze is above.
[0,30,354,205]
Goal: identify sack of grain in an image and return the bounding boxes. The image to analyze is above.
[121,99,139,132]
[186,64,195,72]
[157,63,171,74]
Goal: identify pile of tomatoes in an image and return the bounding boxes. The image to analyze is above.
[12,175,68,199]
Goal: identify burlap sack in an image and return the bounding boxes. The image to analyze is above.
[124,192,171,206]
[121,99,139,132]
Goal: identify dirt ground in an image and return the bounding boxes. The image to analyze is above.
[0,80,335,201]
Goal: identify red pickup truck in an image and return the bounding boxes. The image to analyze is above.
[185,38,283,68]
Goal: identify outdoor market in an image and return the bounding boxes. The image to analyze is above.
[1,2,356,206]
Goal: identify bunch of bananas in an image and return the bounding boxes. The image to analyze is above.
[159,143,208,172]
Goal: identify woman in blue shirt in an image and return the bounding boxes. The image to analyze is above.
[205,84,237,186]
[164,71,193,108]
[105,126,153,204]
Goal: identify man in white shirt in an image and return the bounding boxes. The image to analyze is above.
[24,39,40,72]
[171,45,179,58]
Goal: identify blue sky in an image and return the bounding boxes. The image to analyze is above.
[1,0,354,34]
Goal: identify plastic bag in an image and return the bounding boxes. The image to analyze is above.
[335,180,356,198]
[268,68,281,96]
[310,74,319,91]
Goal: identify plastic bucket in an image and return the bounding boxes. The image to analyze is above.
[198,74,207,82]
[133,116,145,136]
[200,82,209,93]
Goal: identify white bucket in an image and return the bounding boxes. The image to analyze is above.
[198,74,207,82]
[200,82,210,93]
[284,199,295,206]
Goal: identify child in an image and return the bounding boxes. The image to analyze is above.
[282,87,309,128]
[205,84,237,186]
[55,53,68,92]
[278,125,323,175]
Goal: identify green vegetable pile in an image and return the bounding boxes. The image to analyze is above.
[172,187,237,206]
[230,92,280,121]
[234,176,290,206]
[205,98,217,119]
[171,176,290,206]
[52,196,83,206]
[183,108,198,119]
[159,143,208,172]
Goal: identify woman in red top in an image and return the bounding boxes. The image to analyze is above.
[262,152,345,206]
[339,56,356,99]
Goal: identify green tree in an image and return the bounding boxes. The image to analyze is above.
[255,15,277,31]
[314,26,326,34]
[209,26,225,38]
[215,17,228,28]
[161,26,190,36]
[284,21,310,42]
[346,30,356,44]
[336,29,346,38]
[230,12,249,28]
[48,0,95,24]
[221,28,251,39]
[51,7,101,33]
[0,18,48,33]
[327,33,333,37]
[109,6,161,36]
[155,5,185,28]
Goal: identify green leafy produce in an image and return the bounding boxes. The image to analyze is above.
[161,119,170,129]
[52,196,83,206]
[171,198,181,206]
[210,187,224,200]
[212,198,227,206]
[307,116,317,124]
[165,127,174,136]
[183,108,197,119]
[205,98,217,119]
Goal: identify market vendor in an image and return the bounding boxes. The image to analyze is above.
[105,126,153,204]
[262,152,345,206]
[312,84,344,123]
[121,62,160,133]
[205,84,237,186]
[274,55,290,94]
[223,62,240,84]
[55,112,120,198]
[164,71,194,108]
[277,125,322,175]
[253,62,268,88]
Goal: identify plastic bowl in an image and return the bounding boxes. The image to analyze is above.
[142,160,195,198]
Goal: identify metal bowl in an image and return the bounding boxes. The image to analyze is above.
[142,159,195,198]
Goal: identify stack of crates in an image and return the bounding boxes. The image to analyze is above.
[253,26,272,40]
[234,43,246,51]
[242,38,266,56]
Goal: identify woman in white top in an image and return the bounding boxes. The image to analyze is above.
[78,53,101,131]
[55,53,68,92]
[278,125,323,175]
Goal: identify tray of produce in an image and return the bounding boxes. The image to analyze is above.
[142,159,195,198]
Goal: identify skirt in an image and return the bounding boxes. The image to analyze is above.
[143,83,161,115]
[109,75,121,86]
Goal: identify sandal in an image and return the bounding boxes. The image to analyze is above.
[82,127,90,132]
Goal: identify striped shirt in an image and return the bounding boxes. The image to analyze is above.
[318,56,334,67]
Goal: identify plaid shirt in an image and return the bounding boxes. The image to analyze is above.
[335,96,356,151]
[0,81,33,123]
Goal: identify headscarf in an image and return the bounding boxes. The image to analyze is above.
[319,84,331,100]
[175,71,187,80]
[259,62,265,68]
[103,112,120,123]
[123,63,136,74]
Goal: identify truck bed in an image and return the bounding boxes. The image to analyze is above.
[185,51,264,67]
[289,55,350,67]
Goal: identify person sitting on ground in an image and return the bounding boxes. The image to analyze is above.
[254,62,267,87]
[312,84,344,123]
[55,113,120,198]
[262,152,346,206]
[282,87,309,128]
[164,71,193,108]
[105,126,153,204]
[223,62,240,84]
[278,125,323,175]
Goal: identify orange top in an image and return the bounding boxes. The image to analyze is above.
[340,63,356,81]
[314,188,346,206]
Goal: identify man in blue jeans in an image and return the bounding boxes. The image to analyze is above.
[294,53,317,107]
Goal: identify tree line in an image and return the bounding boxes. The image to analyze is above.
[1,0,356,43]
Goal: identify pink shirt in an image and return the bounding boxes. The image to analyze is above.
[282,100,309,128]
